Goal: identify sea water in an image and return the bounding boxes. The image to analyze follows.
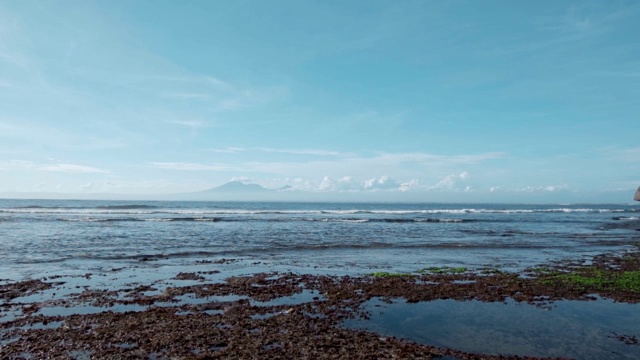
[2,199,640,359]
[0,199,638,280]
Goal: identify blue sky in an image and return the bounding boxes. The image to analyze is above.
[0,0,639,202]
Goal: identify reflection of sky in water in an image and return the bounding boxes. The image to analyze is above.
[345,297,640,360]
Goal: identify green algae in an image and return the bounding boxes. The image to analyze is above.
[417,266,468,274]
[370,272,414,278]
[478,267,505,275]
[541,269,640,292]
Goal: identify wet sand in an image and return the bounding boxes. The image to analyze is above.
[2,251,640,359]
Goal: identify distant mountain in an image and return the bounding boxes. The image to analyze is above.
[201,181,271,193]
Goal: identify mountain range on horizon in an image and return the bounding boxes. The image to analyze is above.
[199,180,291,193]
[0,179,635,204]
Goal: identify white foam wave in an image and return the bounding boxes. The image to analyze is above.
[0,207,628,216]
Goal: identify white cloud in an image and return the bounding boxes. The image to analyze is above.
[230,176,251,183]
[215,85,288,111]
[0,119,128,151]
[319,176,360,192]
[242,177,317,191]
[543,185,569,192]
[38,163,109,173]
[148,75,287,112]
[601,147,640,163]
[0,160,35,170]
[162,92,211,100]
[430,172,470,191]
[214,175,421,193]
[363,176,418,192]
[168,119,209,128]
[205,76,234,91]
[145,151,502,184]
[206,146,347,157]
[209,147,245,154]
[364,176,397,190]
[141,150,503,193]
[517,184,569,192]
[238,151,503,182]
[80,182,94,191]
[400,179,420,192]
[84,179,214,194]
[0,160,108,174]
[315,175,420,192]
[255,147,344,156]
[148,162,234,171]
[284,177,317,191]
[373,153,503,166]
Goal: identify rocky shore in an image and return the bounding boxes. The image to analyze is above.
[2,251,640,359]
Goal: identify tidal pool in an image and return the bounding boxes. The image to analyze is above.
[344,297,640,360]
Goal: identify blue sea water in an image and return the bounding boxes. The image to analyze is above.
[2,199,640,359]
[0,199,639,280]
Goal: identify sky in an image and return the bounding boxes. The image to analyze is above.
[0,0,639,203]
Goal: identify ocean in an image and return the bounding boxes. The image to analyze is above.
[2,199,640,359]
[1,199,638,281]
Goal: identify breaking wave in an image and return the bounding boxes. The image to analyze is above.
[0,207,633,215]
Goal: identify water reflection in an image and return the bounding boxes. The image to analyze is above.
[344,297,640,359]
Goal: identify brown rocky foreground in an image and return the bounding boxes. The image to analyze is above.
[1,251,639,359]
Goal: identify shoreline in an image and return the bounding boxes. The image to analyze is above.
[2,250,640,359]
